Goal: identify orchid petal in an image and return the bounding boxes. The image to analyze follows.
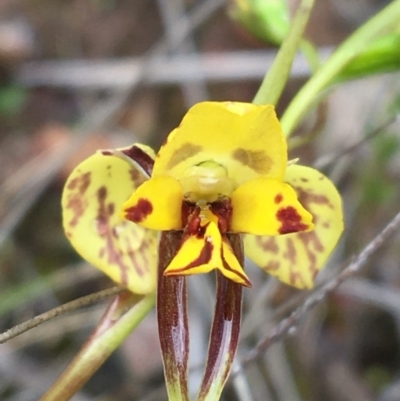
[121,176,184,230]
[231,176,314,235]
[62,149,158,294]
[244,165,344,289]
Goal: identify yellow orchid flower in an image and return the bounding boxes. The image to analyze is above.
[62,101,343,292]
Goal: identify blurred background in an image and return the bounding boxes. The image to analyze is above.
[1,0,400,400]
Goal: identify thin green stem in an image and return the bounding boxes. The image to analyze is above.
[252,0,316,106]
[39,292,155,401]
[281,0,400,136]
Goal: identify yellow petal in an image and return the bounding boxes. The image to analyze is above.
[164,221,222,276]
[244,165,344,289]
[62,149,158,294]
[164,221,251,286]
[152,102,287,188]
[231,176,314,235]
[121,176,183,230]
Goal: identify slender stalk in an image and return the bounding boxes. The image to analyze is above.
[252,0,316,106]
[157,231,190,401]
[196,234,243,401]
[281,0,400,136]
[0,286,123,344]
[40,291,155,401]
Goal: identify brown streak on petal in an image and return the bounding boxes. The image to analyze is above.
[96,185,130,285]
[300,231,325,253]
[232,148,272,174]
[256,236,279,254]
[289,271,307,287]
[274,194,283,204]
[264,260,280,271]
[283,238,296,265]
[166,143,202,170]
[124,237,145,278]
[66,172,91,227]
[298,189,334,210]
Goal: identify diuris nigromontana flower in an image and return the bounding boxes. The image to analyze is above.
[62,101,343,293]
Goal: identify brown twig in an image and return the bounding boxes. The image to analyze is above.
[242,208,400,365]
[0,286,124,344]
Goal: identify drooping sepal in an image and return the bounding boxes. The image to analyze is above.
[231,176,314,235]
[244,165,344,288]
[62,150,158,294]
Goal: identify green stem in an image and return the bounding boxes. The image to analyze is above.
[39,291,155,401]
[252,0,316,106]
[281,0,400,136]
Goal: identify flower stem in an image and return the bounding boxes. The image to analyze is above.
[252,0,316,106]
[39,291,155,401]
[157,231,190,401]
[196,234,243,401]
[281,0,400,137]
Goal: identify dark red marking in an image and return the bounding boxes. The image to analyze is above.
[122,145,155,177]
[101,150,113,156]
[169,240,214,274]
[274,193,283,204]
[124,198,153,223]
[210,198,232,233]
[277,206,308,234]
[181,201,197,227]
[221,253,252,288]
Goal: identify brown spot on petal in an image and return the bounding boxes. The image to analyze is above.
[66,172,91,227]
[277,206,308,234]
[274,193,283,204]
[298,189,334,210]
[124,198,153,223]
[300,178,309,182]
[232,148,272,174]
[283,238,296,265]
[257,237,278,253]
[264,260,280,271]
[166,143,202,170]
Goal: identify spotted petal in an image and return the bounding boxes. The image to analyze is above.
[231,176,314,235]
[121,176,183,231]
[62,147,158,294]
[152,102,287,188]
[244,165,344,289]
